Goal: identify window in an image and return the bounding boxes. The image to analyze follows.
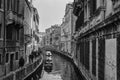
[15,52,18,60]
[84,5,87,20]
[0,0,2,8]
[85,40,90,70]
[0,24,2,38]
[16,29,19,40]
[6,25,12,40]
[7,0,11,10]
[14,0,18,12]
[90,0,97,16]
[93,0,97,13]
[92,39,96,76]
[33,15,36,21]
[17,0,19,13]
[0,54,1,64]
[11,0,15,11]
[14,0,16,12]
[6,53,9,63]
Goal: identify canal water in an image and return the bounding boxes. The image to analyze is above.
[39,51,80,80]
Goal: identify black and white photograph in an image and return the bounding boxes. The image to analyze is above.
[0,0,120,80]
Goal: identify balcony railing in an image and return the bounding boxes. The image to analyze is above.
[0,56,42,80]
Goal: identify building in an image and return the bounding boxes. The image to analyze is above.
[51,25,61,50]
[31,7,40,52]
[73,0,120,80]
[45,27,52,46]
[0,0,36,77]
[61,3,77,56]
[38,32,45,47]
[40,34,46,47]
[45,25,61,49]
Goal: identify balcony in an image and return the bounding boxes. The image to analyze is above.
[6,40,20,50]
[6,11,24,26]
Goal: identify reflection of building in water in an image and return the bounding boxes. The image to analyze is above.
[52,53,79,80]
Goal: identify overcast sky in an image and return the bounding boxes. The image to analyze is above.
[33,0,73,32]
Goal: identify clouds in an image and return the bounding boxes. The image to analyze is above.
[33,0,73,32]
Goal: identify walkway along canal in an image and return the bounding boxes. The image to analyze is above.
[24,55,43,80]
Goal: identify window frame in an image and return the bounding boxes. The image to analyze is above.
[0,54,2,64]
[0,24,2,38]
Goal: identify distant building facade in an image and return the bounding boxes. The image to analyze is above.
[45,28,52,46]
[38,32,45,47]
[51,25,61,50]
[61,3,77,56]
[45,25,61,49]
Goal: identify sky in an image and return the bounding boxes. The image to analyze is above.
[33,0,73,32]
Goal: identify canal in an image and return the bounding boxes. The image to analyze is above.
[39,51,85,80]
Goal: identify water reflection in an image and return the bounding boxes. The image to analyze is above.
[44,51,53,73]
[40,51,79,80]
[40,71,62,80]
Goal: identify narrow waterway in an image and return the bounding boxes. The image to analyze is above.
[39,51,81,80]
